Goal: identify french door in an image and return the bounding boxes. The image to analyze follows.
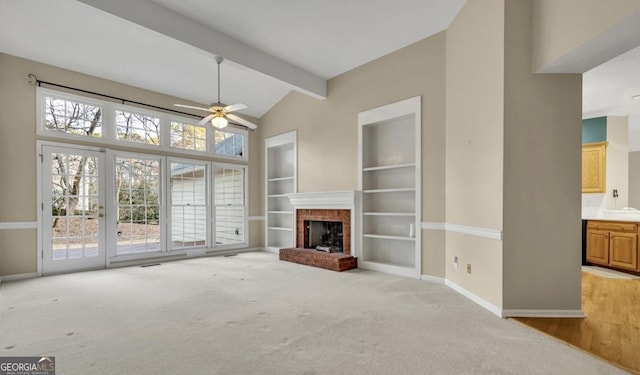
[41,145,106,275]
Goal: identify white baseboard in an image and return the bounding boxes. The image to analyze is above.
[0,272,39,284]
[503,309,585,318]
[445,279,503,318]
[420,274,445,284]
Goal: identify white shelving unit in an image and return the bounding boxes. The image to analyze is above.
[358,96,421,278]
[265,131,297,252]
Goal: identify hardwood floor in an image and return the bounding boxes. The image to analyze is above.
[513,271,640,374]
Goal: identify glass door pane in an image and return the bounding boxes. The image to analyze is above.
[170,161,208,249]
[214,166,246,246]
[42,146,106,274]
[115,156,161,254]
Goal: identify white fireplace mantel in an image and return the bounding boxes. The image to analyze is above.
[287,191,360,209]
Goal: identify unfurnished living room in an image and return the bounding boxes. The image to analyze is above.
[1,1,640,374]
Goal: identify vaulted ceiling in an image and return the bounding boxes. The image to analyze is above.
[0,0,465,117]
[0,0,639,135]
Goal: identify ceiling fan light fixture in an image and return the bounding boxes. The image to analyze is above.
[211,115,228,129]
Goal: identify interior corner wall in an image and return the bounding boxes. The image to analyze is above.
[260,33,447,278]
[0,52,263,276]
[605,116,629,209]
[248,123,264,249]
[629,151,640,208]
[532,0,640,72]
[444,0,505,308]
[502,0,582,311]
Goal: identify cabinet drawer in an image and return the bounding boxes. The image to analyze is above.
[587,221,637,233]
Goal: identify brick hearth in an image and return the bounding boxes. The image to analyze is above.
[279,208,357,272]
[279,248,357,272]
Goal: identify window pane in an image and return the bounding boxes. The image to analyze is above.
[214,166,245,245]
[170,121,207,152]
[115,111,160,145]
[44,96,103,137]
[115,156,161,254]
[214,130,245,158]
[170,162,207,249]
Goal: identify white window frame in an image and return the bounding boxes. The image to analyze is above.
[168,117,211,154]
[112,104,163,150]
[106,150,166,262]
[36,88,107,142]
[37,87,248,160]
[168,157,211,251]
[212,162,249,249]
[213,126,249,162]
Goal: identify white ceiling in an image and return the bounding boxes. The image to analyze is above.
[583,45,640,151]
[1,0,638,134]
[0,0,465,118]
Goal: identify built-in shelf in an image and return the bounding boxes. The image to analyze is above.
[265,131,297,252]
[363,188,415,194]
[268,227,293,231]
[363,234,415,241]
[362,163,416,172]
[363,212,416,217]
[267,176,295,182]
[358,96,421,278]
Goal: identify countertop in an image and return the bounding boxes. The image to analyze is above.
[583,210,640,222]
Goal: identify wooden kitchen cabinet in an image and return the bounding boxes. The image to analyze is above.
[586,229,609,265]
[586,220,639,271]
[582,142,607,193]
[609,232,638,270]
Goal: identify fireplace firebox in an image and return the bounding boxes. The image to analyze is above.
[304,220,343,253]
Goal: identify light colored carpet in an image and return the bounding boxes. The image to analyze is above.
[0,252,628,375]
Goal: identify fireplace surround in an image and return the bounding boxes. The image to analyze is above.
[278,191,360,272]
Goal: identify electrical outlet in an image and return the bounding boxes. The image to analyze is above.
[466,264,471,273]
[454,256,458,268]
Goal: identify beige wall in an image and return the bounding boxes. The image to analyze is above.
[261,33,447,277]
[532,0,640,72]
[445,0,505,308]
[0,53,262,276]
[605,116,629,209]
[629,151,640,208]
[502,0,582,311]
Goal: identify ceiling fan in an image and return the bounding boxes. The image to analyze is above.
[175,56,257,130]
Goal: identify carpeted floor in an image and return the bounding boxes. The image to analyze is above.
[0,252,628,374]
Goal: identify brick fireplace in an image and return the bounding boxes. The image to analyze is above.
[296,209,351,255]
[279,191,360,272]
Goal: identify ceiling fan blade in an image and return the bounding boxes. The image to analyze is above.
[198,114,216,126]
[224,103,248,113]
[174,104,211,112]
[226,113,257,130]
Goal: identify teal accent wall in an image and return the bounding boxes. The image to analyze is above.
[582,117,606,144]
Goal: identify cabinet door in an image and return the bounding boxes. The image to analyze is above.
[609,232,638,270]
[582,142,606,193]
[586,229,609,265]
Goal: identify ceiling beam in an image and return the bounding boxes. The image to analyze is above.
[77,0,327,99]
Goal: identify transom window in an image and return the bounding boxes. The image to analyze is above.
[215,129,245,158]
[37,87,247,160]
[115,110,160,145]
[171,121,207,152]
[43,96,103,137]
